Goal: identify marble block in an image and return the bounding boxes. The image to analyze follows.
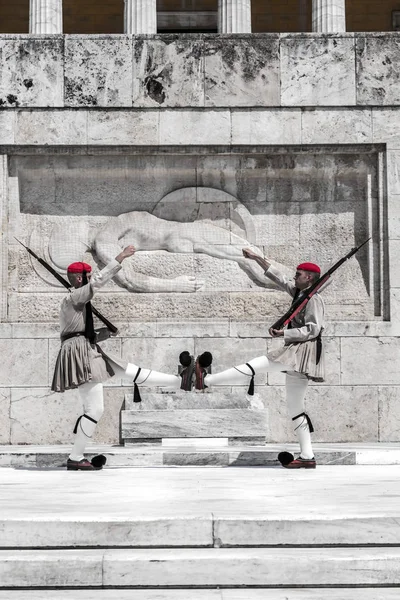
[10,388,80,445]
[125,391,256,410]
[65,36,133,107]
[301,109,373,144]
[281,34,356,106]
[0,110,15,143]
[0,339,48,386]
[121,409,268,439]
[214,516,400,547]
[231,109,301,145]
[0,36,64,108]
[101,547,400,587]
[378,386,400,442]
[87,110,159,145]
[341,337,400,385]
[0,549,103,587]
[0,389,10,444]
[133,36,204,107]
[16,110,87,145]
[356,34,400,105]
[0,518,212,548]
[204,35,279,107]
[159,110,231,145]
[372,108,400,149]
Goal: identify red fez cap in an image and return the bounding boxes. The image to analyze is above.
[67,262,92,274]
[297,262,320,274]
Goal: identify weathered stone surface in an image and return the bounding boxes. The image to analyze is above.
[372,108,400,148]
[231,109,301,144]
[0,36,64,108]
[10,388,80,444]
[204,36,279,107]
[302,109,373,144]
[156,320,229,338]
[65,36,132,107]
[281,34,356,106]
[16,110,87,145]
[87,111,158,145]
[307,386,379,442]
[341,337,400,385]
[0,389,10,444]
[356,34,400,106]
[133,36,204,107]
[121,408,268,439]
[125,390,262,410]
[0,111,15,143]
[159,110,231,145]
[378,386,400,442]
[389,240,400,288]
[0,339,48,386]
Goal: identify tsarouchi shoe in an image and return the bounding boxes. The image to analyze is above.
[67,458,95,471]
[284,456,316,469]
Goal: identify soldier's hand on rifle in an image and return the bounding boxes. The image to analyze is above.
[116,245,136,263]
[242,248,258,260]
[269,327,284,337]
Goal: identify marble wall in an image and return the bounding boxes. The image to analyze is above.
[0,33,400,445]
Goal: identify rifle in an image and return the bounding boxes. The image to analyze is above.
[15,238,118,335]
[271,238,371,331]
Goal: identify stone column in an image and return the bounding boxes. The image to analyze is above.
[312,0,346,32]
[218,0,252,33]
[29,0,62,34]
[124,0,157,34]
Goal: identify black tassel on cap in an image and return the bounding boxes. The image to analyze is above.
[133,368,142,403]
[246,363,255,396]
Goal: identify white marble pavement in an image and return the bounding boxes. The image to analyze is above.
[1,465,400,588]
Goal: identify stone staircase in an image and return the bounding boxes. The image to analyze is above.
[1,466,400,596]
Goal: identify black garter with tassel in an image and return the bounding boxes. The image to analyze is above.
[246,363,255,396]
[133,368,142,403]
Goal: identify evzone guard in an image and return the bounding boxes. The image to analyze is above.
[51,245,181,471]
[203,248,324,469]
[203,240,369,469]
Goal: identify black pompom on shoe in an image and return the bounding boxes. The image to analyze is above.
[278,451,294,466]
[198,352,213,368]
[91,454,107,470]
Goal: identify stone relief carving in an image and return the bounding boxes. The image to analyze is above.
[29,188,281,293]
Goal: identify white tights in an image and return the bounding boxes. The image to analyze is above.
[204,355,314,459]
[69,363,181,461]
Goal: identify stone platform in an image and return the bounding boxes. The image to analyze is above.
[1,442,400,469]
[1,465,400,594]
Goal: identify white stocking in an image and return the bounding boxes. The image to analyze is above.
[125,363,180,389]
[285,371,314,460]
[69,382,104,461]
[204,355,288,387]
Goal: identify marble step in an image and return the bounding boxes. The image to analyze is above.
[1,515,400,548]
[0,443,385,468]
[1,547,400,588]
[1,591,400,600]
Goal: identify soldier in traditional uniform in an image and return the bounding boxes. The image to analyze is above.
[51,245,181,471]
[204,248,325,469]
